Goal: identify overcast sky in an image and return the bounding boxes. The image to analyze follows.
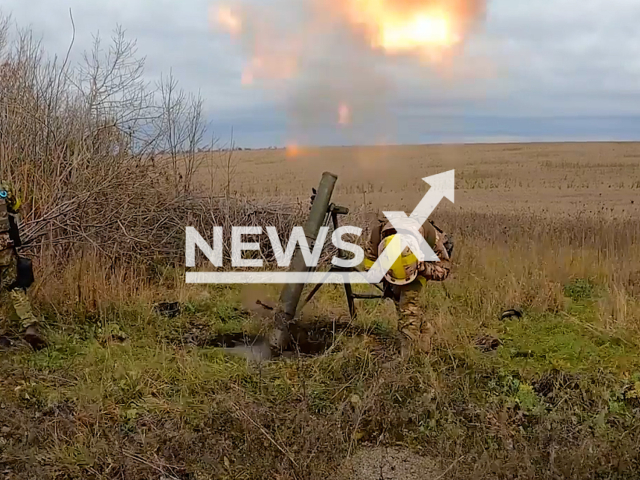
[3,0,640,147]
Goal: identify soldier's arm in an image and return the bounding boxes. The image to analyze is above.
[363,216,383,268]
[419,232,451,281]
[8,212,21,248]
[1,202,15,249]
[0,234,14,251]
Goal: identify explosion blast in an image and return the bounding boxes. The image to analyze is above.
[212,0,487,149]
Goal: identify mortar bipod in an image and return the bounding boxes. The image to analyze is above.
[298,203,387,321]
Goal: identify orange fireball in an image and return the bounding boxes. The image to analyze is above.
[286,143,301,159]
[216,6,242,36]
[342,0,461,53]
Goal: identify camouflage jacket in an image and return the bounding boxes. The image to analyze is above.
[365,215,451,282]
[0,198,19,266]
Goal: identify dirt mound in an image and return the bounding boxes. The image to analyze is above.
[336,447,441,480]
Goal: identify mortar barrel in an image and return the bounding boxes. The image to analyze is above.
[277,171,338,324]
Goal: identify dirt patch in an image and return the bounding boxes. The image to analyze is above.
[336,447,442,480]
[204,317,384,361]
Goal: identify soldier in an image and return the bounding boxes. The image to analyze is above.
[0,181,46,349]
[363,213,453,356]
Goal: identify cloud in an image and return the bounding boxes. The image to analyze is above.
[2,0,640,147]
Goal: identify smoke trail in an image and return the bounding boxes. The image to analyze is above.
[212,0,488,146]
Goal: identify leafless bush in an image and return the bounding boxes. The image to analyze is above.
[153,70,209,193]
[20,185,306,266]
[0,11,246,271]
[218,132,239,199]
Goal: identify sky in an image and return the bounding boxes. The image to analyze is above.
[2,0,640,148]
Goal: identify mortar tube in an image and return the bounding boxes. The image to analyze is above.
[272,172,338,346]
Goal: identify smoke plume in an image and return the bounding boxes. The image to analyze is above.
[212,0,488,146]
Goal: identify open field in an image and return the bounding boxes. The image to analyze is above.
[2,142,640,479]
[213,142,640,218]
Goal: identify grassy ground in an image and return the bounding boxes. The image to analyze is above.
[2,228,640,479]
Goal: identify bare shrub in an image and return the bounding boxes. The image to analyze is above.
[0,12,258,273]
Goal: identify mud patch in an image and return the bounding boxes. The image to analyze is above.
[204,321,339,361]
[205,332,274,362]
[336,447,442,480]
[204,318,389,361]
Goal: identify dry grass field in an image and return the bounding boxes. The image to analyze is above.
[216,142,640,217]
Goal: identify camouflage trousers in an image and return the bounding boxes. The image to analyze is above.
[0,251,38,331]
[390,278,435,353]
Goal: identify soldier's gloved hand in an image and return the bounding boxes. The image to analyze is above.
[443,234,454,259]
[309,188,317,211]
[0,236,14,250]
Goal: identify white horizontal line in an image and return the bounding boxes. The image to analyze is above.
[186,271,381,284]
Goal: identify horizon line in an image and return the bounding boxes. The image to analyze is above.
[209,138,640,151]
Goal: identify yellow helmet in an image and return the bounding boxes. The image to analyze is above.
[0,181,21,212]
[377,234,420,286]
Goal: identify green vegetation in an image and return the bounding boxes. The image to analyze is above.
[564,278,596,302]
[2,272,640,479]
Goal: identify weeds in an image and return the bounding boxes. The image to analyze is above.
[564,278,596,301]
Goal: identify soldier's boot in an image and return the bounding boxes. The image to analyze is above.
[396,328,418,359]
[0,335,12,348]
[9,289,46,350]
[379,331,411,369]
[24,325,46,350]
[417,322,436,354]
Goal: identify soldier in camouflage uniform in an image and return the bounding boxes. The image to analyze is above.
[0,181,46,349]
[364,213,452,355]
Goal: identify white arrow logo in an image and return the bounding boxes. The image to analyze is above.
[365,170,455,284]
[186,170,455,285]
